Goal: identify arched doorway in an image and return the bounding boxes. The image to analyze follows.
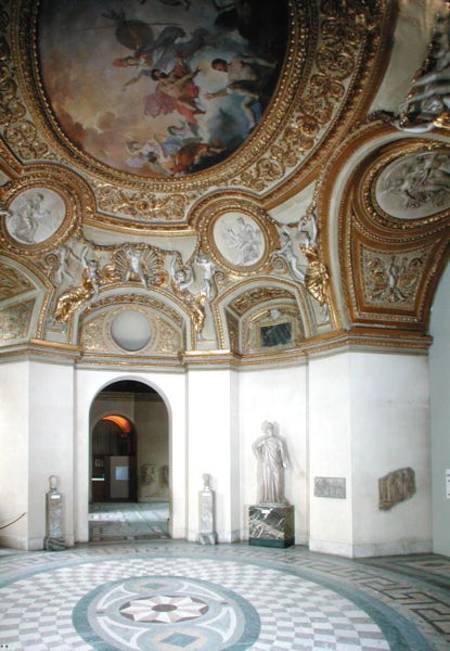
[89,380,170,542]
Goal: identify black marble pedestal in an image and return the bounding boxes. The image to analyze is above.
[248,504,294,548]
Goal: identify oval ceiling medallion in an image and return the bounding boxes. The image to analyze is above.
[37,0,289,179]
[110,310,151,351]
[5,188,66,245]
[213,211,265,268]
[375,151,450,220]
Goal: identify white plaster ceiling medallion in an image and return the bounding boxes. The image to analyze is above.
[5,188,65,245]
[110,310,152,351]
[213,212,265,268]
[375,151,450,220]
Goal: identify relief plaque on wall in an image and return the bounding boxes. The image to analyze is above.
[378,467,416,510]
[314,477,346,499]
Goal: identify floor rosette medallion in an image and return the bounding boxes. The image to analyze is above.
[74,575,260,650]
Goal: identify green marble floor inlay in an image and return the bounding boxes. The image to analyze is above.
[0,542,449,650]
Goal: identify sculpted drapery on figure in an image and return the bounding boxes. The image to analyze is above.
[253,421,289,505]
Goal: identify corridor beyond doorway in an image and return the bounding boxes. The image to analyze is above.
[89,501,170,542]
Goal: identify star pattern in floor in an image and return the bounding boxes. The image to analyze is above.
[0,541,449,650]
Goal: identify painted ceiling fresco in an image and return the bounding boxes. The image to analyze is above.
[38,0,288,178]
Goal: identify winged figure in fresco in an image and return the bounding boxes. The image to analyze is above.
[104,9,186,70]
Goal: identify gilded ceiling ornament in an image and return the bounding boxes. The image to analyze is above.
[195,195,277,275]
[243,304,304,354]
[2,0,390,226]
[80,304,181,356]
[363,249,428,306]
[230,287,294,316]
[0,166,89,256]
[272,209,330,306]
[92,183,192,223]
[0,299,34,342]
[0,262,34,300]
[53,240,165,322]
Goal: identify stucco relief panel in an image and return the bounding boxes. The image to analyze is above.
[0,299,34,343]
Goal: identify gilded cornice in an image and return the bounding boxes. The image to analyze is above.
[318,127,450,335]
[0,0,393,227]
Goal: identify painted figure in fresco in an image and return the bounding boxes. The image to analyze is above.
[144,58,205,133]
[206,56,275,127]
[253,421,289,505]
[40,0,288,178]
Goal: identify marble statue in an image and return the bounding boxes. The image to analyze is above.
[253,421,289,505]
[198,473,217,544]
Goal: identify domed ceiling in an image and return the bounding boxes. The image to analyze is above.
[0,0,448,363]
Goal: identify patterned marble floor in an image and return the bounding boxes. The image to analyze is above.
[89,502,170,542]
[0,541,449,650]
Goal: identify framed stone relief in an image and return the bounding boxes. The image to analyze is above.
[213,212,265,269]
[375,151,450,221]
[5,188,66,246]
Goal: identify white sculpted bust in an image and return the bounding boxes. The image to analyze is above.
[252,420,289,505]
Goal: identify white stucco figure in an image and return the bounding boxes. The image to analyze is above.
[196,251,216,301]
[125,245,148,287]
[252,421,289,505]
[277,228,306,283]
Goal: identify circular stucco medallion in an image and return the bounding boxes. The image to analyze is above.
[5,188,65,245]
[110,310,151,351]
[213,212,265,268]
[375,151,450,220]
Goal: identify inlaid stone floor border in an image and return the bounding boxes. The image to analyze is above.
[0,541,449,650]
[89,502,170,542]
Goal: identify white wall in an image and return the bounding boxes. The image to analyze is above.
[186,368,239,542]
[309,354,353,555]
[429,262,450,556]
[28,361,75,549]
[309,351,432,557]
[1,347,435,557]
[0,359,75,550]
[239,364,308,544]
[0,361,29,549]
[350,352,431,556]
[75,368,186,542]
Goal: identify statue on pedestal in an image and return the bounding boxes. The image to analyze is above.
[44,475,66,551]
[249,422,294,547]
[198,473,217,545]
[252,421,289,505]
